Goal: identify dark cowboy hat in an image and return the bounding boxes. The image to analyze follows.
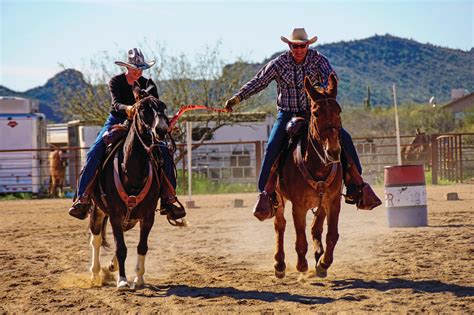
[115,48,155,70]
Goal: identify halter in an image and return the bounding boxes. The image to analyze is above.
[307,98,341,166]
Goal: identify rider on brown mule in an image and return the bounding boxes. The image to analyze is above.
[68,48,185,222]
[224,28,381,220]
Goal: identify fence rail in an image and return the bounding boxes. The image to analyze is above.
[1,133,473,194]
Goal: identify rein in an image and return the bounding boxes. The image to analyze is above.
[307,98,341,166]
[130,108,169,171]
[168,104,227,130]
[113,103,167,226]
[132,110,160,155]
[295,97,341,212]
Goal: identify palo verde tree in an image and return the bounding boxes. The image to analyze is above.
[57,42,272,160]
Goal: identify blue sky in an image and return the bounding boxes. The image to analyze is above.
[1,0,473,91]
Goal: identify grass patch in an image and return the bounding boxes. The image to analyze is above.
[0,193,33,200]
[424,170,456,185]
[176,173,257,195]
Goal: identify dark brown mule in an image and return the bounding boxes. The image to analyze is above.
[49,149,68,197]
[89,82,170,290]
[273,73,344,279]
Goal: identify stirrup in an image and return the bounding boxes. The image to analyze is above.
[161,199,186,220]
[68,198,91,220]
[253,191,279,221]
[345,183,381,210]
[166,200,188,227]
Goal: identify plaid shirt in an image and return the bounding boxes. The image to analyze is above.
[235,49,335,112]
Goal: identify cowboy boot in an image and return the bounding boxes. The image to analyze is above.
[253,191,279,221]
[253,163,279,221]
[343,163,381,210]
[68,196,91,220]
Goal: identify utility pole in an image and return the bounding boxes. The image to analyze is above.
[392,84,402,165]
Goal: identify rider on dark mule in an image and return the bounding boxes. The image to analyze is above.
[224,28,381,221]
[69,47,185,221]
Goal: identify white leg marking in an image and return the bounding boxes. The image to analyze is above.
[117,276,129,290]
[90,233,102,282]
[134,254,146,287]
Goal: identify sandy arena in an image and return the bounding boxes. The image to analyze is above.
[0,184,473,313]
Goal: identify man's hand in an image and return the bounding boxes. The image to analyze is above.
[125,105,136,119]
[224,96,240,112]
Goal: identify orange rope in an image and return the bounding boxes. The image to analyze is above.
[168,105,227,130]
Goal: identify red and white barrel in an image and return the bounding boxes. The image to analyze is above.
[384,165,428,227]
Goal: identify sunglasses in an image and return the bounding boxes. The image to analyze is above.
[290,43,308,49]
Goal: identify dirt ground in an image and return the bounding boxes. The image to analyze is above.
[0,184,473,313]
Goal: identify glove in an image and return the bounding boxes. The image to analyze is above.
[125,105,136,119]
[224,96,240,112]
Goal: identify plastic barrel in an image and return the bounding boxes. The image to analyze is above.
[384,165,428,227]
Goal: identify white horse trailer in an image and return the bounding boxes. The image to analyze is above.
[0,97,48,194]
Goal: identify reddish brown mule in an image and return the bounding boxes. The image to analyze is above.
[49,149,67,197]
[273,73,343,278]
[402,128,429,164]
[88,82,172,290]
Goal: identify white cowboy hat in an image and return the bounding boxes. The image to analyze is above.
[280,28,318,44]
[115,48,156,70]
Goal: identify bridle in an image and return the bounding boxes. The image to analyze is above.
[130,99,169,169]
[307,98,341,166]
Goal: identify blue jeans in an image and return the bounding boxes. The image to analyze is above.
[258,110,362,192]
[340,128,362,174]
[77,114,177,197]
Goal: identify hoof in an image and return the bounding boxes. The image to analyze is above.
[297,261,308,273]
[316,262,328,278]
[116,277,130,291]
[274,262,286,279]
[90,273,101,286]
[274,269,286,279]
[133,276,145,289]
[167,217,189,227]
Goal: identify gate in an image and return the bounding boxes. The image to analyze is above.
[431,134,462,183]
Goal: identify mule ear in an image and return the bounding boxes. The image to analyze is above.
[304,76,319,101]
[326,72,338,98]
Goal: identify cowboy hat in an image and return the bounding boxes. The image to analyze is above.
[280,28,318,44]
[115,48,156,70]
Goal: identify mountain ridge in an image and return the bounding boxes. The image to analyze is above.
[1,34,472,122]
